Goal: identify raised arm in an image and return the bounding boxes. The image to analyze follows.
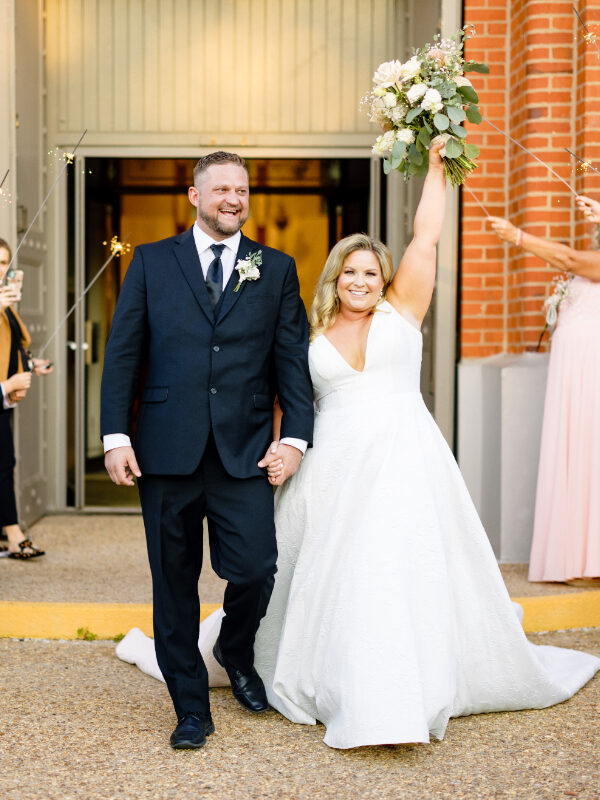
[386,137,447,327]
[488,216,600,282]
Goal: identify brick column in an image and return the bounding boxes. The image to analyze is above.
[461,0,599,356]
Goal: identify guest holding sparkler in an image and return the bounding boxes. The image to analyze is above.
[488,207,600,586]
[0,238,52,560]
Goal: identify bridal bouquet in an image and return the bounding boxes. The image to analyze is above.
[366,26,489,186]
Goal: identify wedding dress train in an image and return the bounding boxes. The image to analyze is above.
[118,302,599,748]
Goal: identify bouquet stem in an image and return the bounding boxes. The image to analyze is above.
[442,155,478,187]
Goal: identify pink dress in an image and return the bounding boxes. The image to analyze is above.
[529,276,600,582]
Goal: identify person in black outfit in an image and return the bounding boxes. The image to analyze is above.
[0,238,52,559]
[101,153,314,750]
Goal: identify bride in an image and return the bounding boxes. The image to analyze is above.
[118,138,600,749]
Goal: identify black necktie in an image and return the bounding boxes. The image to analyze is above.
[205,244,225,310]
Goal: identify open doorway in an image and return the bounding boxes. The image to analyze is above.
[67,156,373,509]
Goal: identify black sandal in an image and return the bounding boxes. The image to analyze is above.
[8,539,45,559]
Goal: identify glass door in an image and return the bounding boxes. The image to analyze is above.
[68,155,374,509]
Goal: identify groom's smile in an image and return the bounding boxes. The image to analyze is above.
[188,163,250,240]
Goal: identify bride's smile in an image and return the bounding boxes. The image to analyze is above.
[336,250,384,312]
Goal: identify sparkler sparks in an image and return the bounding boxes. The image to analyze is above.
[37,234,131,359]
[565,147,600,177]
[0,129,87,286]
[102,236,132,258]
[573,6,600,57]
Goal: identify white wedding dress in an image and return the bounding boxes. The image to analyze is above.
[117,301,600,748]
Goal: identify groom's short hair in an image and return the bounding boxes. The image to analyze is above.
[193,151,248,185]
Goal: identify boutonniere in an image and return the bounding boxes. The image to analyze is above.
[234,250,262,292]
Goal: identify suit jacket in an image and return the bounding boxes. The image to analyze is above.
[100,227,314,477]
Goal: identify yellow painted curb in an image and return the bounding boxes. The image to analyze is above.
[1,592,599,640]
[514,590,600,633]
[0,602,221,640]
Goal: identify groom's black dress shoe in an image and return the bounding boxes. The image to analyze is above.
[213,640,269,713]
[170,713,215,750]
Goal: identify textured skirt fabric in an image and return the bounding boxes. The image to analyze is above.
[529,277,600,582]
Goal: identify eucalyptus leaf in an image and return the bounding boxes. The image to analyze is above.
[466,105,482,124]
[423,120,433,134]
[405,106,423,124]
[418,127,431,147]
[458,85,479,104]
[444,137,464,159]
[383,159,392,174]
[447,106,466,124]
[464,142,480,159]
[415,161,429,178]
[408,161,420,176]
[450,122,467,139]
[408,142,423,166]
[463,61,490,74]
[433,113,449,131]
[391,140,407,161]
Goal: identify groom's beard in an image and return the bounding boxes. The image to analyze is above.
[198,206,249,238]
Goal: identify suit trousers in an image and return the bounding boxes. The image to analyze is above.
[0,411,18,527]
[137,432,277,719]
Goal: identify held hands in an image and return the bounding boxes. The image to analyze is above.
[105,446,142,486]
[487,216,520,245]
[576,195,600,225]
[3,371,32,395]
[258,442,303,487]
[1,372,31,405]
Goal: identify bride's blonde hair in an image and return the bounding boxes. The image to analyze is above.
[309,233,393,341]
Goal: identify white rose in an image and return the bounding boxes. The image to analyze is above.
[383,92,397,108]
[405,83,428,104]
[372,130,397,156]
[399,56,421,81]
[395,128,415,145]
[421,88,443,113]
[455,75,473,87]
[245,264,260,280]
[373,60,403,88]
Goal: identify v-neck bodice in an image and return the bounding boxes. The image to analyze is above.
[309,301,422,412]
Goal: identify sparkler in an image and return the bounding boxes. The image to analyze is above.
[37,235,131,359]
[483,118,579,197]
[463,185,491,217]
[573,6,600,57]
[1,130,87,285]
[0,169,11,208]
[565,147,600,177]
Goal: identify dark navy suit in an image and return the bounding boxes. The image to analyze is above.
[101,227,314,718]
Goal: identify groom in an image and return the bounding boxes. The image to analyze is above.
[100,152,314,749]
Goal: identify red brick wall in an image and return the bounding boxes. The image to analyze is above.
[460,0,600,358]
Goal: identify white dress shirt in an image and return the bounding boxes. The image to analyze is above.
[103,224,307,455]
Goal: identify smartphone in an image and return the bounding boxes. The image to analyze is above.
[6,269,23,302]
